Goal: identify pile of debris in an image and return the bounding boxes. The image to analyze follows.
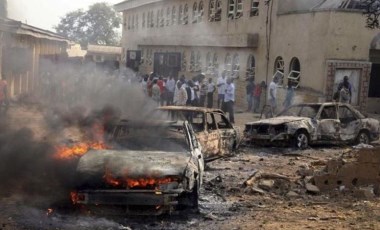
[310,147,380,198]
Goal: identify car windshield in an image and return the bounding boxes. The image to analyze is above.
[111,122,190,153]
[278,104,321,119]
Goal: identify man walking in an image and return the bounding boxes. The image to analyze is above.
[246,78,254,112]
[223,77,235,123]
[165,75,176,105]
[268,76,278,115]
[207,77,216,108]
[217,72,226,109]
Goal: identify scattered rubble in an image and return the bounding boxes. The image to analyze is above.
[312,147,380,193]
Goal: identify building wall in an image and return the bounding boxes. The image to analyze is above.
[117,0,379,111]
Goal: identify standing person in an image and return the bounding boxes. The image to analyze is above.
[253,81,264,113]
[283,81,295,109]
[337,76,352,103]
[268,76,278,115]
[192,76,200,106]
[152,79,161,105]
[0,75,8,115]
[207,77,216,108]
[157,76,165,106]
[199,74,207,107]
[217,72,227,109]
[165,75,176,105]
[141,75,148,96]
[175,81,188,106]
[223,78,235,123]
[246,78,254,112]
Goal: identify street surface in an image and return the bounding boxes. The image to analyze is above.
[0,104,379,230]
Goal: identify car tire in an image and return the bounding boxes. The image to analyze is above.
[293,130,309,149]
[189,183,199,209]
[356,130,370,145]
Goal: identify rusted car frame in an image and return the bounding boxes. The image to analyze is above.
[158,106,241,162]
[244,103,380,148]
[72,120,204,215]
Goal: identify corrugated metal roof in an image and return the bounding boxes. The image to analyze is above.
[0,17,69,43]
[87,44,122,54]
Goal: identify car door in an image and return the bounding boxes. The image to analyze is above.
[214,112,236,156]
[338,105,361,142]
[316,105,340,141]
[199,112,221,161]
[183,121,204,186]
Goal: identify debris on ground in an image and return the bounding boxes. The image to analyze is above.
[311,147,380,194]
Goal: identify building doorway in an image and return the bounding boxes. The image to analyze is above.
[153,52,181,78]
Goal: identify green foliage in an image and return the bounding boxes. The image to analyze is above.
[55,2,121,47]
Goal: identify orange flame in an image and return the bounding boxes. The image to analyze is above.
[103,168,177,189]
[54,142,108,160]
[46,208,53,216]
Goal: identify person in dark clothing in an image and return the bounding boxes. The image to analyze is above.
[207,77,216,108]
[246,78,254,112]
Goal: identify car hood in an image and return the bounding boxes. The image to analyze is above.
[76,149,191,178]
[246,116,310,126]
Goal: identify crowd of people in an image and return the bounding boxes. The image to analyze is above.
[140,71,238,123]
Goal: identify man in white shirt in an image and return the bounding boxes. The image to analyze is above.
[165,75,176,105]
[216,72,227,109]
[206,77,216,108]
[268,76,279,114]
[223,77,235,123]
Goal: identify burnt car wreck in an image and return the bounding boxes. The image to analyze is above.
[158,106,241,162]
[71,120,204,215]
[244,103,380,148]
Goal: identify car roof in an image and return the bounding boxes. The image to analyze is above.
[159,105,224,114]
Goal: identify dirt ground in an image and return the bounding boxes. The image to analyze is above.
[0,104,379,230]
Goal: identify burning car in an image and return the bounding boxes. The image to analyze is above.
[71,120,204,215]
[158,106,241,162]
[244,103,380,148]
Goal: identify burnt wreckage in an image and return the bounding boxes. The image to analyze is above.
[244,103,380,148]
[158,106,241,162]
[72,120,204,215]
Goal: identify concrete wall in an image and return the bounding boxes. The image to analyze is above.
[117,0,379,111]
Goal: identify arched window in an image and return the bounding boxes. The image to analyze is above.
[179,5,183,25]
[198,1,204,22]
[196,51,202,72]
[273,56,285,86]
[225,53,232,77]
[150,11,154,28]
[182,51,187,71]
[213,53,218,70]
[190,51,196,72]
[172,6,177,25]
[209,0,222,22]
[142,12,146,28]
[250,0,260,17]
[183,4,189,24]
[228,0,243,20]
[206,52,212,71]
[160,9,164,27]
[131,15,135,29]
[156,10,160,27]
[232,53,240,78]
[192,2,198,23]
[288,57,301,88]
[166,7,171,26]
[246,55,255,79]
[135,14,139,29]
[128,15,131,30]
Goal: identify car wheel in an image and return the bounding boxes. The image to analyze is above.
[293,130,309,149]
[189,183,199,209]
[356,131,370,145]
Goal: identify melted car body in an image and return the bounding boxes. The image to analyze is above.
[244,103,380,148]
[158,106,241,162]
[73,120,204,215]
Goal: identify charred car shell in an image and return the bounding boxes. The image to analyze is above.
[72,121,204,215]
[158,106,241,162]
[244,103,380,148]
